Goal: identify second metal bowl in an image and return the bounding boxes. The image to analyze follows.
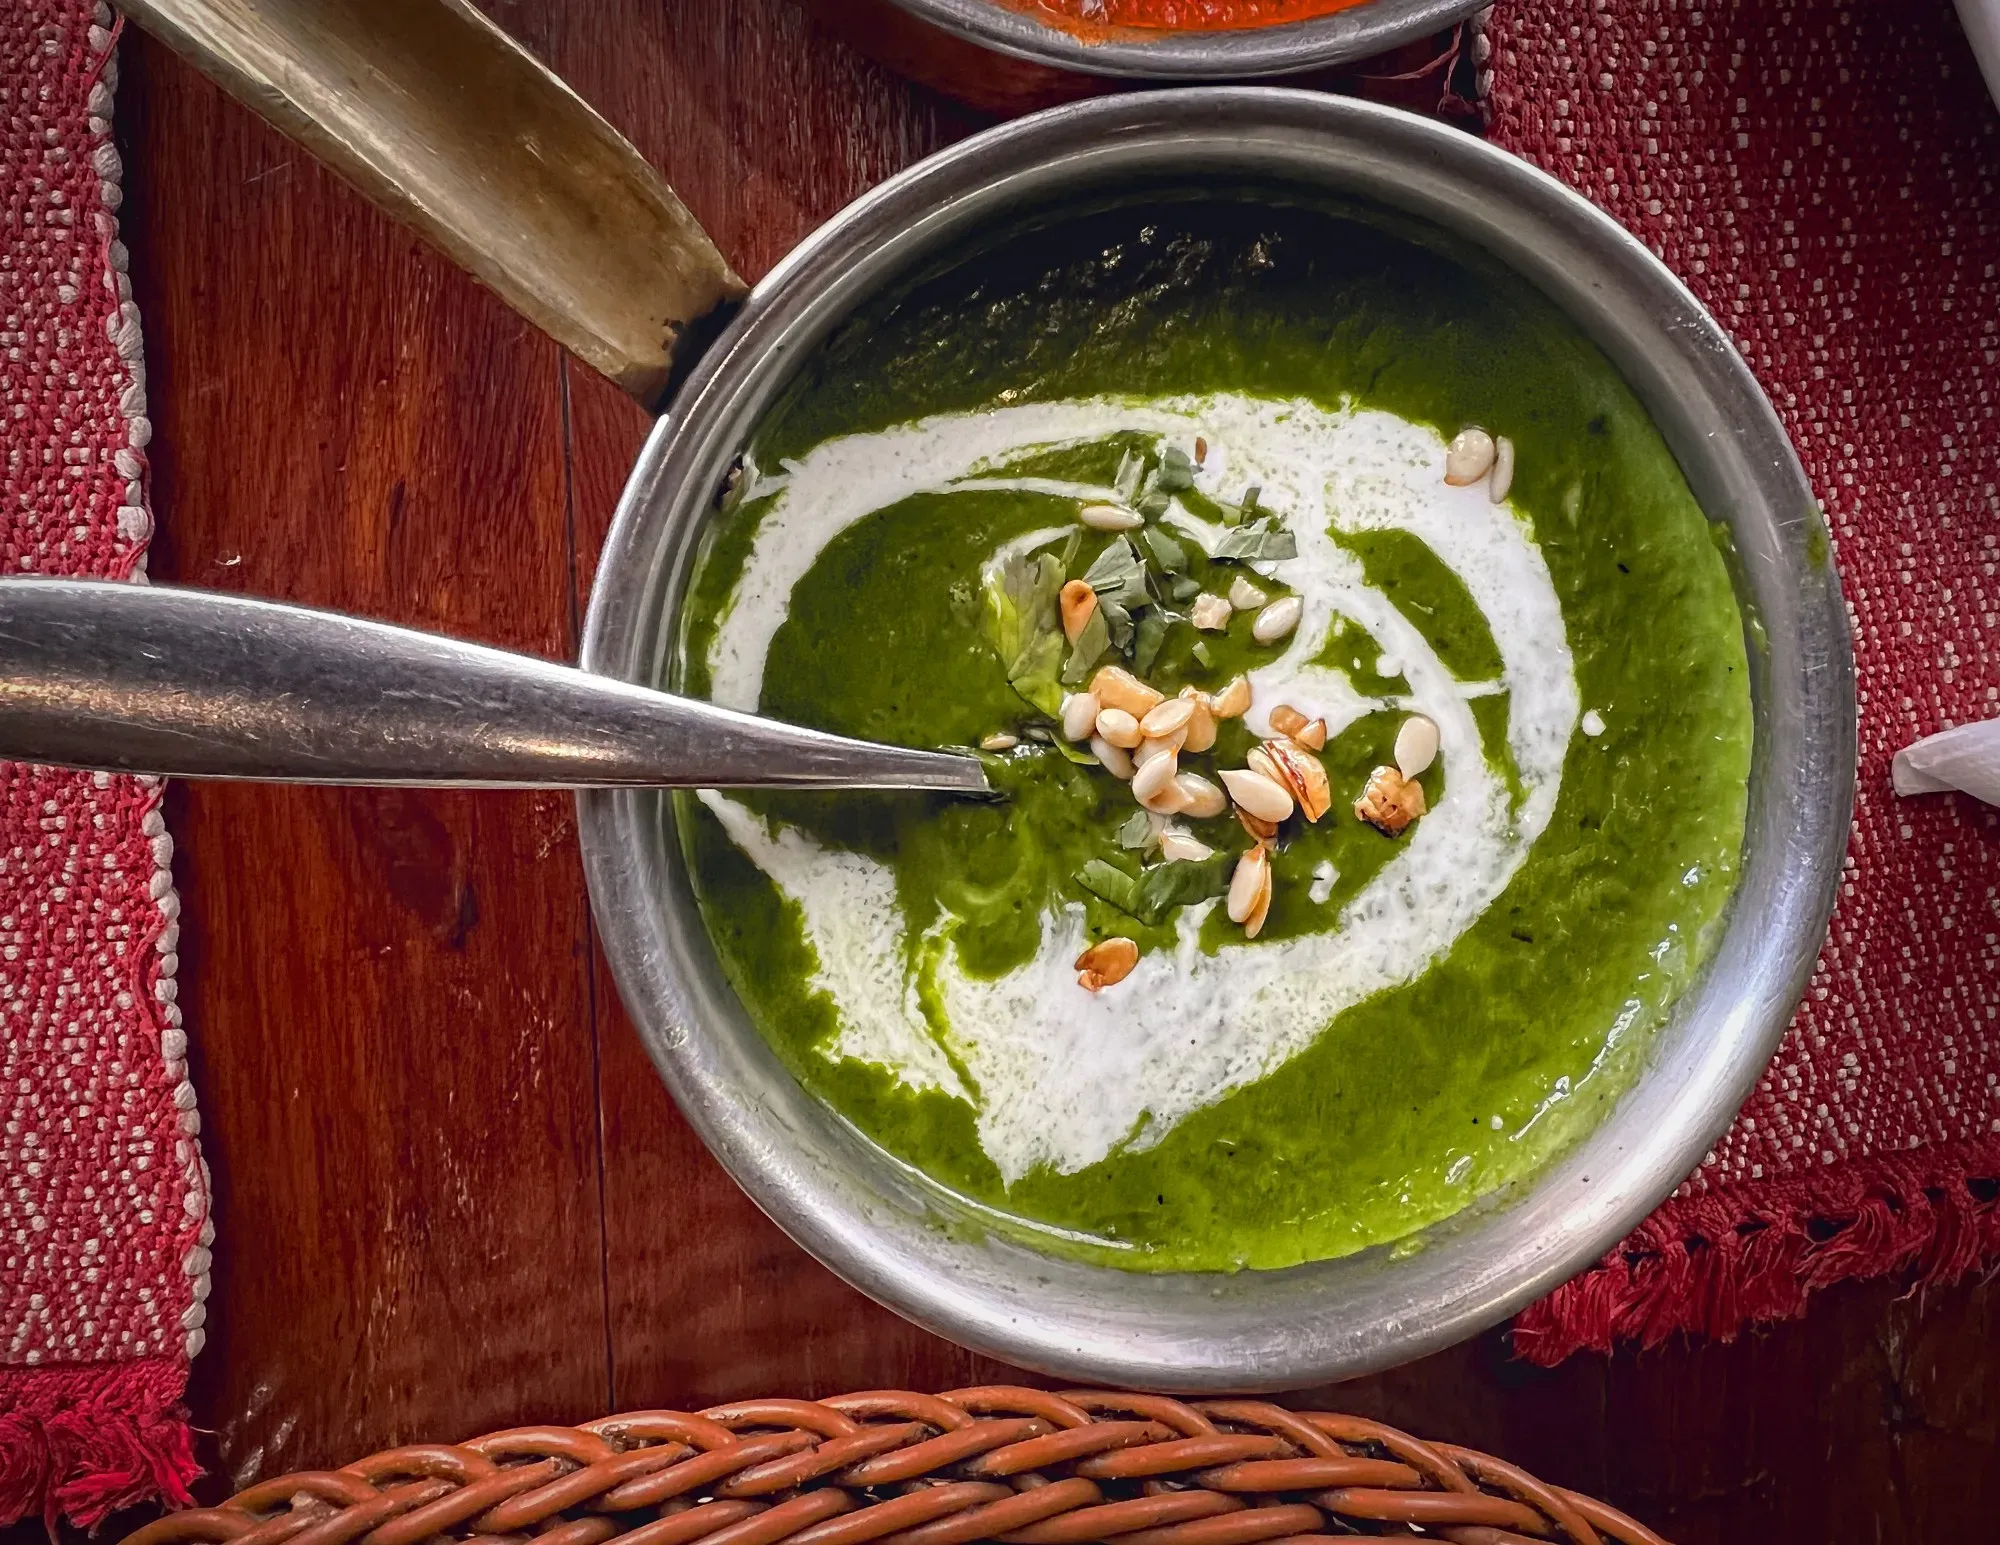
[882,0,1484,78]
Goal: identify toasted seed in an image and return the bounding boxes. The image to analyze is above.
[1268,703,1308,738]
[1194,436,1208,465]
[1490,436,1516,503]
[1245,744,1285,787]
[1245,877,1272,936]
[1079,502,1144,531]
[1095,707,1143,749]
[1228,575,1268,611]
[1211,675,1253,719]
[1355,764,1428,835]
[1061,691,1102,743]
[1190,592,1233,631]
[1445,427,1497,486]
[1237,808,1279,843]
[1263,738,1331,823]
[980,733,1018,751]
[1295,718,1328,751]
[1252,595,1303,644]
[1132,748,1182,805]
[1091,735,1136,780]
[1159,830,1214,863]
[1141,698,1195,738]
[1135,726,1187,765]
[1060,580,1098,645]
[1092,665,1165,718]
[1075,936,1140,991]
[1221,767,1295,823]
[1180,690,1218,753]
[1174,772,1227,819]
[1394,714,1440,777]
[1227,845,1273,936]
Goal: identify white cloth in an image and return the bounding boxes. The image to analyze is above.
[1892,719,2000,804]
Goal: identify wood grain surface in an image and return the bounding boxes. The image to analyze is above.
[89,1,2000,1539]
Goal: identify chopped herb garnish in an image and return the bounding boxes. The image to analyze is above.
[1061,602,1112,685]
[1132,609,1170,676]
[1156,445,1195,492]
[1115,811,1155,851]
[1170,574,1202,602]
[1081,535,1150,650]
[1077,858,1143,916]
[1113,449,1143,503]
[1083,535,1149,608]
[1140,525,1189,573]
[1213,517,1298,564]
[1079,854,1233,925]
[1191,639,1215,668]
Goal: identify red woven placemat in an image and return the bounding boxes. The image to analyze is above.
[0,1,210,1526]
[1486,0,2000,1361]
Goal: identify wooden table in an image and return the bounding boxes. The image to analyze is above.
[102,2,2000,1538]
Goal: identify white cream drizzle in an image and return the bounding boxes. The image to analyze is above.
[703,395,1578,1184]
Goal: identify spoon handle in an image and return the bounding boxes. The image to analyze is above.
[0,581,991,796]
[119,0,745,408]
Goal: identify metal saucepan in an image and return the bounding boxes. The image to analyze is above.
[882,0,1486,80]
[123,0,1853,1387]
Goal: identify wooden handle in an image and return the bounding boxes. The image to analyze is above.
[122,0,747,406]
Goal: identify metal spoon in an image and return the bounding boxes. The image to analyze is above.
[0,580,993,796]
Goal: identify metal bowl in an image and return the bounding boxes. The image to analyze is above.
[882,0,1485,78]
[579,89,1852,1390]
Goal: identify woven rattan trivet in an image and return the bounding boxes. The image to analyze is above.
[118,1388,1665,1545]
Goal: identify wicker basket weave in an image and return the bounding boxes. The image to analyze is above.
[120,1387,1666,1545]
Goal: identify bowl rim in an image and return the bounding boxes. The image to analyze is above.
[578,87,1854,1390]
[880,0,1487,79]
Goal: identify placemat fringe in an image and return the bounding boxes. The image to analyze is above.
[0,1362,199,1532]
[1515,1138,2000,1363]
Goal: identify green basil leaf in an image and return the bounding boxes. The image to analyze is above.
[1132,853,1233,922]
[1212,518,1298,564]
[1140,525,1189,573]
[1114,449,1143,503]
[1132,609,1170,677]
[1061,602,1113,686]
[1083,536,1150,610]
[1077,858,1143,916]
[1115,810,1155,851]
[1081,854,1233,925]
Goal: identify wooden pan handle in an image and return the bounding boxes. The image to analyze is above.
[122,0,748,407]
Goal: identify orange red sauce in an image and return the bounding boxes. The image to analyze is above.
[1013,0,1373,33]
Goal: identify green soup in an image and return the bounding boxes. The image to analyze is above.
[674,194,1752,1272]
